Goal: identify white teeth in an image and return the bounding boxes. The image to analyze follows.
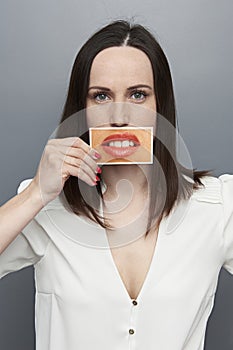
[108,140,136,147]
[115,141,122,147]
[122,140,130,147]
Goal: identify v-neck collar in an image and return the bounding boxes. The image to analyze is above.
[105,215,166,302]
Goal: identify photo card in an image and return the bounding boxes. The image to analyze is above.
[89,126,153,165]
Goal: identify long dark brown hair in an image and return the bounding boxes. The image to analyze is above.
[56,19,212,235]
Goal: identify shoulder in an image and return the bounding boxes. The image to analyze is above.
[218,173,233,185]
[17,178,33,194]
[190,173,233,205]
[218,174,233,219]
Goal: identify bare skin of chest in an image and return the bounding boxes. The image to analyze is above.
[109,224,159,300]
[103,184,159,300]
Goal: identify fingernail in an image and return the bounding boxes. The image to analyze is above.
[95,167,102,174]
[92,151,101,159]
[95,175,100,182]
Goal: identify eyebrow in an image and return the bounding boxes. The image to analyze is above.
[88,84,153,91]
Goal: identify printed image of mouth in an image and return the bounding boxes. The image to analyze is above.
[101,132,141,158]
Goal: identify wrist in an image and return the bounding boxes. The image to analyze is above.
[26,179,45,209]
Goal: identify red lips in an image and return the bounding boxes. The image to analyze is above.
[102,132,140,145]
[101,132,141,158]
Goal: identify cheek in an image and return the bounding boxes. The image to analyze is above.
[86,107,111,128]
[85,113,93,128]
[148,95,156,111]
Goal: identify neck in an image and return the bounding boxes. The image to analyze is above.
[101,164,151,202]
[101,164,153,233]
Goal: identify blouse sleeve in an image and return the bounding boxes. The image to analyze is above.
[219,173,233,274]
[0,179,50,280]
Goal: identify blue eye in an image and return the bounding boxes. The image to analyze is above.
[94,92,109,102]
[131,90,148,100]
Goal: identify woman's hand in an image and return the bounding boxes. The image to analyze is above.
[31,137,101,206]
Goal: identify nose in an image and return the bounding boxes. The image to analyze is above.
[109,102,130,127]
[110,121,128,127]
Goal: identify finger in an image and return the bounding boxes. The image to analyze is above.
[64,148,101,174]
[54,137,101,159]
[48,137,101,160]
[68,137,101,160]
[63,163,98,187]
[63,155,100,182]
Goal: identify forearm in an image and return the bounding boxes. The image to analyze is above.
[0,180,44,254]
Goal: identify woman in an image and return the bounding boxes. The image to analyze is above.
[0,20,233,350]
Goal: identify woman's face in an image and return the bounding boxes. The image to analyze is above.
[86,46,156,117]
[86,46,156,163]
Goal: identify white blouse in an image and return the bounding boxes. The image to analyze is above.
[0,174,233,350]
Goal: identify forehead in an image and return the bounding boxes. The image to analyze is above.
[89,46,153,85]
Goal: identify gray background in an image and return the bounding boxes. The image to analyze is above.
[0,0,233,349]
